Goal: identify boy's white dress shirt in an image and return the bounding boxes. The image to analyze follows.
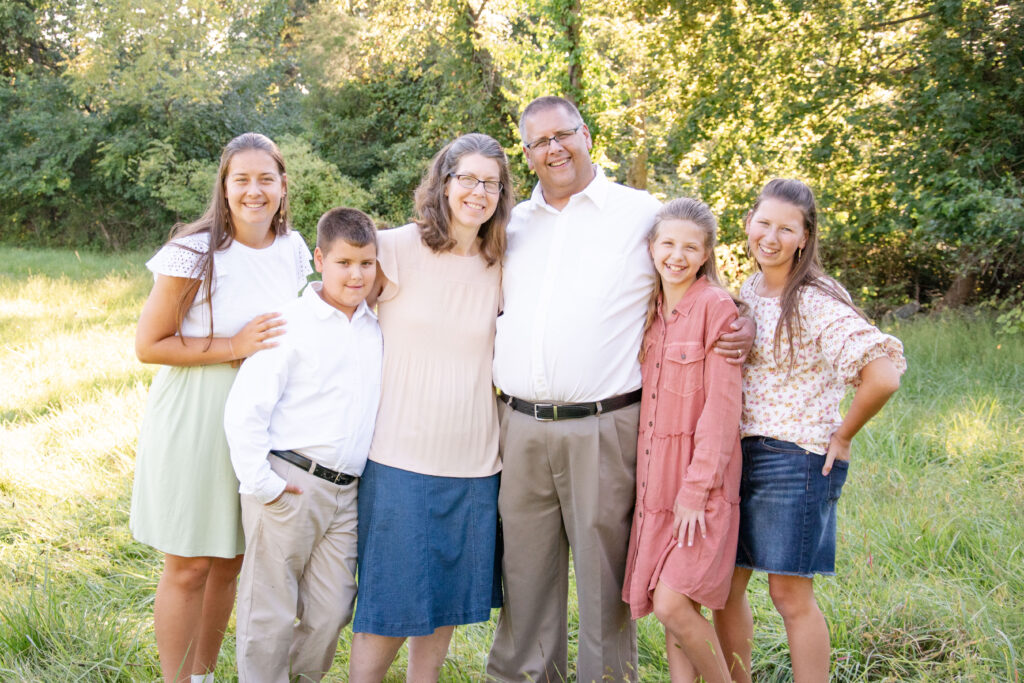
[224,281,383,504]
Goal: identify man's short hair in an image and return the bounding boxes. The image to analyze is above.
[518,96,584,142]
[316,207,377,251]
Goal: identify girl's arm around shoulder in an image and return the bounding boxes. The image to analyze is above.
[822,355,902,474]
[135,274,285,366]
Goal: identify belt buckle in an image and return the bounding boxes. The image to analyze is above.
[533,403,557,421]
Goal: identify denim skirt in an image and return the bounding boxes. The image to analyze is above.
[736,437,849,577]
[353,460,502,637]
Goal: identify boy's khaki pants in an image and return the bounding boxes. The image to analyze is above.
[236,454,359,683]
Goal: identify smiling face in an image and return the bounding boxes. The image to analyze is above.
[521,105,595,210]
[745,197,808,277]
[446,153,501,235]
[650,218,710,301]
[314,239,377,319]
[224,149,285,238]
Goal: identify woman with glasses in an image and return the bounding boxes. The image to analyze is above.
[348,133,514,682]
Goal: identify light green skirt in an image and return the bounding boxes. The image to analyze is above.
[130,363,244,558]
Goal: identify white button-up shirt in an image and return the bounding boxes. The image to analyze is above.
[493,168,661,402]
[224,282,383,503]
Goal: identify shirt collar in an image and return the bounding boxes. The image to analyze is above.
[662,275,710,319]
[526,165,609,213]
[303,282,377,322]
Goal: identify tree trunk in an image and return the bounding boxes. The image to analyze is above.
[627,146,647,190]
[938,271,976,308]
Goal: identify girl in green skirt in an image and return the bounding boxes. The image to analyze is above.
[131,133,312,683]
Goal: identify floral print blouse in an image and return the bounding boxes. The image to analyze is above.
[740,273,907,455]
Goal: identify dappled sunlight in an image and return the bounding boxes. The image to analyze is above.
[942,396,1022,469]
[0,274,146,348]
[0,385,146,499]
[1,325,153,422]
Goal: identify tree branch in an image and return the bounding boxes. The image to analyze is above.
[858,11,934,31]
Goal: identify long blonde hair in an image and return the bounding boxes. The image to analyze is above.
[639,198,737,361]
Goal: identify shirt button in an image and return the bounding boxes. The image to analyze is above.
[651,393,656,399]
[645,449,649,454]
[680,353,686,360]
[656,363,660,368]
[638,511,643,518]
[648,421,653,426]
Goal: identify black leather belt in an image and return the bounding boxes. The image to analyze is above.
[270,449,357,486]
[499,389,642,422]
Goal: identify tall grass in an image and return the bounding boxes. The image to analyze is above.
[1,246,1021,681]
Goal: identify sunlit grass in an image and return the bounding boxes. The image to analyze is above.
[0,246,1021,681]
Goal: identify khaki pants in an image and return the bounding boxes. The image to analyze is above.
[236,454,359,683]
[487,400,640,682]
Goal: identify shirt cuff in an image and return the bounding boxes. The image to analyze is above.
[252,471,288,505]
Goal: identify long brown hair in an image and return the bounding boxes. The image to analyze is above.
[747,178,865,367]
[413,133,513,266]
[166,132,291,339]
[639,198,740,361]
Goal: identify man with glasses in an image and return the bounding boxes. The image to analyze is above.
[487,96,751,682]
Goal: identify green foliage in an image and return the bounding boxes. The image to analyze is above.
[0,0,310,249]
[2,0,1023,311]
[302,0,520,225]
[276,136,374,243]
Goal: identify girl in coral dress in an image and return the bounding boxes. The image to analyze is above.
[623,197,743,683]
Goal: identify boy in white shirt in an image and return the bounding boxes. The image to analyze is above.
[224,207,382,682]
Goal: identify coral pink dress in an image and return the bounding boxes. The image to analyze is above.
[622,276,743,615]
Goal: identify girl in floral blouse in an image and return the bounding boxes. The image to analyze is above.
[715,179,906,682]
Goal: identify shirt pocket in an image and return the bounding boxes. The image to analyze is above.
[654,342,705,436]
[662,342,705,397]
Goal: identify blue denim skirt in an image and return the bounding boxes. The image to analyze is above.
[353,461,502,637]
[736,437,849,577]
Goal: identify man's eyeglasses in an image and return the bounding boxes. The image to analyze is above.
[449,173,503,195]
[524,124,583,152]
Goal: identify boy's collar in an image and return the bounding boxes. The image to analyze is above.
[303,282,377,321]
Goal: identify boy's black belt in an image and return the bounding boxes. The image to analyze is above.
[499,389,642,422]
[270,449,357,486]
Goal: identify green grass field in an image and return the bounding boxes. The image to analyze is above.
[1,246,1021,682]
